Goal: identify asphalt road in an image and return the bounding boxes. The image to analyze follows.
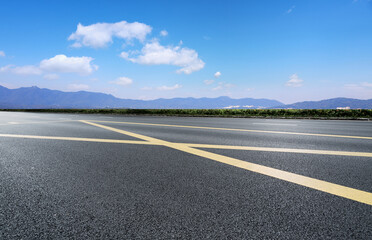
[1,111,372,239]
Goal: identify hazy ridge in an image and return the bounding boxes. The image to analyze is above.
[1,85,371,109]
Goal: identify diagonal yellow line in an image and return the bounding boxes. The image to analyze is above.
[87,120,372,140]
[0,132,372,157]
[183,143,372,158]
[79,120,167,144]
[169,143,372,206]
[1,132,371,158]
[80,120,372,206]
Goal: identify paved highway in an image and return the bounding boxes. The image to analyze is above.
[1,111,372,239]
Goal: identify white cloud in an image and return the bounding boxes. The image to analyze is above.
[212,85,223,91]
[71,42,82,48]
[214,71,221,78]
[68,21,152,48]
[110,76,133,86]
[121,40,205,74]
[0,64,42,75]
[1,54,97,77]
[0,65,13,73]
[287,6,295,14]
[0,51,5,57]
[345,82,372,90]
[157,84,182,90]
[43,73,59,80]
[160,30,168,36]
[212,82,234,91]
[40,54,98,75]
[286,73,303,87]
[204,79,214,85]
[120,51,129,59]
[68,84,90,91]
[12,65,42,75]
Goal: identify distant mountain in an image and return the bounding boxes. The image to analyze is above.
[276,98,372,109]
[0,85,283,109]
[1,85,371,109]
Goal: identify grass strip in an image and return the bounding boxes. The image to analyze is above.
[1,108,371,120]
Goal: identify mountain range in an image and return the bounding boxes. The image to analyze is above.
[0,85,371,109]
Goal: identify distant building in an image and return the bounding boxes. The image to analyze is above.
[336,107,350,110]
[223,105,240,109]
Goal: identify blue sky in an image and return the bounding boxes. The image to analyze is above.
[0,0,371,104]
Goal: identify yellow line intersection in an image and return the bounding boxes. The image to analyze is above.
[89,120,372,140]
[0,119,371,205]
[1,133,371,158]
[79,120,372,206]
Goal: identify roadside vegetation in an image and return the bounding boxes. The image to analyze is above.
[1,109,372,120]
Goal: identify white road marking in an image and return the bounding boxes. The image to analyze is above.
[252,123,298,126]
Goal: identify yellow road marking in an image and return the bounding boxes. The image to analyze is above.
[0,133,158,145]
[80,120,372,206]
[184,144,372,158]
[1,132,371,158]
[79,120,167,144]
[168,143,372,206]
[88,120,372,140]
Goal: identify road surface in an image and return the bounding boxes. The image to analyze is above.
[1,111,372,239]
